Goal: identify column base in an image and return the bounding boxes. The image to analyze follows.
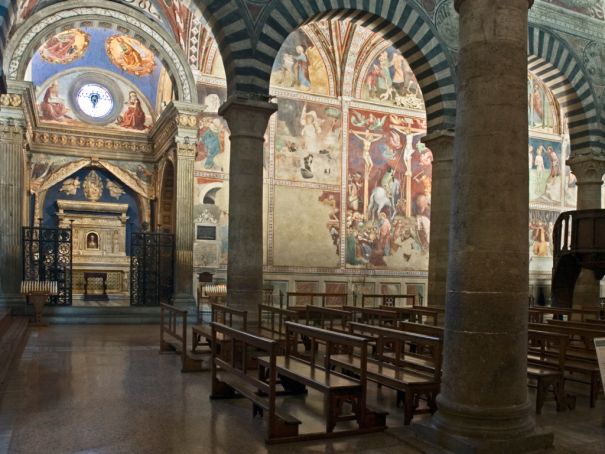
[412,422,553,454]
[172,294,195,309]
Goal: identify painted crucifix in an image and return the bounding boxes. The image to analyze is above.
[351,130,383,215]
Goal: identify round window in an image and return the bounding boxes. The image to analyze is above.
[76,83,114,119]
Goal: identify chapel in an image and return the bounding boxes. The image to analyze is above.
[0,0,604,453]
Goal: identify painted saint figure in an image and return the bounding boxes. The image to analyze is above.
[300,104,322,154]
[40,81,71,121]
[293,45,311,89]
[118,92,147,130]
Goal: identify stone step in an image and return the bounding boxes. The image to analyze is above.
[0,316,29,388]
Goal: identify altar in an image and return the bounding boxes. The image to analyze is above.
[57,200,130,306]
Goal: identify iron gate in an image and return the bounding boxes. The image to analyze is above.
[130,232,175,306]
[22,227,73,305]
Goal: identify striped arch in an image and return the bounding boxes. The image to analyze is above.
[528,25,600,154]
[215,0,456,132]
[0,0,17,91]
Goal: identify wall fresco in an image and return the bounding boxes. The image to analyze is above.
[528,73,559,134]
[346,108,430,270]
[274,98,341,184]
[359,46,424,111]
[529,138,563,204]
[271,28,330,95]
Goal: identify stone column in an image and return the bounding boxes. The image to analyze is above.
[172,139,196,307]
[219,97,276,323]
[0,93,26,307]
[424,130,454,309]
[568,154,605,308]
[416,0,553,451]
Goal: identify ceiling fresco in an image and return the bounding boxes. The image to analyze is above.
[27,26,170,123]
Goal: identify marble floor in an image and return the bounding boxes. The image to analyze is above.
[0,325,604,454]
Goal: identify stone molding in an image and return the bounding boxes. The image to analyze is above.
[455,0,534,12]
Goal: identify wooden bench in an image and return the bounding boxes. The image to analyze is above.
[160,303,204,372]
[529,322,602,407]
[356,293,416,308]
[528,306,601,322]
[304,305,351,333]
[196,283,227,323]
[332,322,441,425]
[398,321,444,339]
[379,306,439,326]
[257,321,387,439]
[254,304,298,347]
[192,303,248,353]
[342,306,400,326]
[527,329,573,414]
[281,291,349,312]
[210,322,302,443]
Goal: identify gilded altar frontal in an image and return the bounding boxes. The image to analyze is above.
[1,1,605,453]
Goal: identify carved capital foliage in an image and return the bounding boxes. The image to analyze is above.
[175,140,196,159]
[568,154,605,185]
[219,95,277,140]
[0,120,26,143]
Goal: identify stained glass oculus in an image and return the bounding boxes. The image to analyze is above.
[76,83,114,118]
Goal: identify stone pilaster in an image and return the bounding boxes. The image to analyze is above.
[416,0,552,451]
[172,139,196,307]
[219,97,277,323]
[423,130,454,309]
[568,154,605,308]
[0,92,26,306]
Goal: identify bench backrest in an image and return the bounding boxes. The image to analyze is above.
[258,304,298,337]
[528,322,601,351]
[304,305,350,331]
[285,321,367,375]
[285,292,348,309]
[349,322,442,381]
[357,294,415,308]
[380,306,439,326]
[211,303,248,330]
[528,328,568,371]
[210,322,279,415]
[547,319,605,332]
[160,303,189,365]
[345,306,399,326]
[398,321,444,339]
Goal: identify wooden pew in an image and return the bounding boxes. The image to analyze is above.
[357,294,416,308]
[196,283,227,323]
[254,304,298,347]
[527,329,573,414]
[160,303,204,372]
[304,305,350,333]
[332,322,442,425]
[398,321,444,339]
[210,322,302,443]
[192,303,248,353]
[282,292,348,314]
[257,322,388,438]
[528,306,601,322]
[379,306,439,326]
[529,322,602,407]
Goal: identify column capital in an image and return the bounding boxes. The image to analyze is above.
[567,153,605,185]
[174,139,196,159]
[422,129,455,163]
[219,95,277,139]
[455,0,534,12]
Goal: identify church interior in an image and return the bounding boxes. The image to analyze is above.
[1,0,605,452]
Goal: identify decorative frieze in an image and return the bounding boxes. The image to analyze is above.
[32,131,152,153]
